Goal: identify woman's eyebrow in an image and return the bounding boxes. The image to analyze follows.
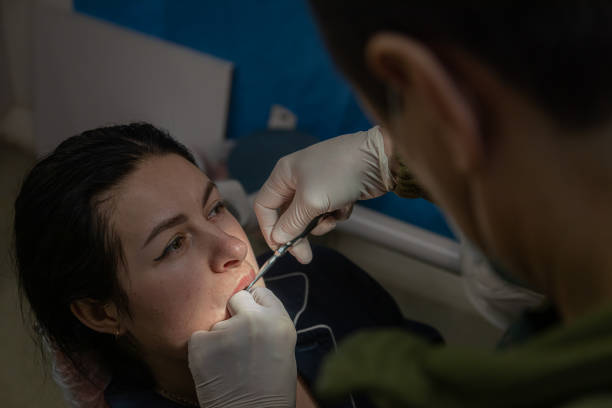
[143,214,188,248]
[203,180,216,207]
[143,181,216,249]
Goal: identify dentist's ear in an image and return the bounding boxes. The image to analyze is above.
[365,32,483,173]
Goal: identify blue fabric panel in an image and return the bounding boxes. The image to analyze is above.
[74,0,371,141]
[75,0,168,38]
[73,0,454,239]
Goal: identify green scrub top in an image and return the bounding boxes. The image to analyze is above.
[316,304,612,408]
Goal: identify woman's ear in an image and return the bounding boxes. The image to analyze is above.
[365,33,482,173]
[70,299,122,336]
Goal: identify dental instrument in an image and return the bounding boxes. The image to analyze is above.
[245,213,330,291]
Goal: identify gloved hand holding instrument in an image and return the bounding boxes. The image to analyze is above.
[254,126,395,263]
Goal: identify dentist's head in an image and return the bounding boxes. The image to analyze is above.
[308,1,612,320]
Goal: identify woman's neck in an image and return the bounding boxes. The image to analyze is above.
[146,353,199,405]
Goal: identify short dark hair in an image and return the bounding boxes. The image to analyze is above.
[14,123,196,388]
[308,1,612,128]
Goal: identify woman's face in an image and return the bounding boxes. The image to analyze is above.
[108,154,264,359]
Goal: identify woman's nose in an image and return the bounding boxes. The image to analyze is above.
[209,231,248,273]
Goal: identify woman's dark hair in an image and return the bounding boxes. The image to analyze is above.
[309,1,612,129]
[14,123,196,388]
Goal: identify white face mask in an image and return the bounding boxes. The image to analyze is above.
[458,232,545,330]
[441,211,546,330]
[460,239,546,329]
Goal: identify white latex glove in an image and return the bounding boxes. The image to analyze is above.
[255,126,395,263]
[188,287,297,408]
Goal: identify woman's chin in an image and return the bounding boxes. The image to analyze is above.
[198,308,232,330]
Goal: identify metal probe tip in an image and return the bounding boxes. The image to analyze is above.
[243,212,331,291]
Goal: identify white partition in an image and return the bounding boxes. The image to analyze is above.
[337,204,461,273]
[33,4,233,156]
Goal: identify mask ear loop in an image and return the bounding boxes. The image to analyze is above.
[386,86,404,130]
[384,86,431,199]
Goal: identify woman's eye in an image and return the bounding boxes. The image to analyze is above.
[207,201,226,220]
[169,236,183,251]
[155,235,185,261]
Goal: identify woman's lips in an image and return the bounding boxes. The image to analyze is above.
[231,268,257,298]
[225,268,257,320]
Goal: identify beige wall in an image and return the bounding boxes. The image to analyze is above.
[0,5,12,118]
[0,144,66,407]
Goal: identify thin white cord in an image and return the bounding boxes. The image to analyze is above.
[265,271,309,326]
[296,325,357,408]
[266,273,357,407]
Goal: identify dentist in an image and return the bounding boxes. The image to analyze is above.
[254,2,612,406]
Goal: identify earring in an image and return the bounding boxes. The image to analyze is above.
[114,327,120,340]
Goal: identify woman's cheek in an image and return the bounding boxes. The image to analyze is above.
[139,257,208,338]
